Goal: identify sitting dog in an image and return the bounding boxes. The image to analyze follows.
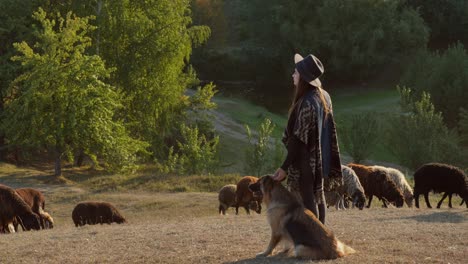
[248,175,356,260]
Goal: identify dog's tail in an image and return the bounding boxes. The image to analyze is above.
[336,240,356,256]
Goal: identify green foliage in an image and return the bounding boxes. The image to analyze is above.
[305,0,428,80]
[189,82,218,111]
[400,43,468,127]
[404,0,468,45]
[387,88,464,169]
[94,1,212,156]
[163,124,219,175]
[193,0,429,98]
[459,108,468,145]
[342,113,379,163]
[271,138,285,172]
[3,8,147,175]
[244,118,275,176]
[0,1,218,175]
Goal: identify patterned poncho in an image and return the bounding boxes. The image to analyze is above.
[282,88,343,203]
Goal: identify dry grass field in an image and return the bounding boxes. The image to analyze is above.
[1,164,467,263]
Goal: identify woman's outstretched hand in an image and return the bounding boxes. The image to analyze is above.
[272,168,287,181]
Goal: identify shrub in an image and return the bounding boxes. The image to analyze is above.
[162,124,219,175]
[387,87,464,169]
[459,108,468,146]
[342,113,379,163]
[244,118,275,176]
[400,43,468,127]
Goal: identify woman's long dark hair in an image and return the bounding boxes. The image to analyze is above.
[289,78,330,118]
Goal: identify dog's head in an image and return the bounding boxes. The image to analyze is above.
[248,175,276,202]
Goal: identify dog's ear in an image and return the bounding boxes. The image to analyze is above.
[261,175,275,192]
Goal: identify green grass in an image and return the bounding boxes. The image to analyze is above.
[214,87,402,166]
[214,96,287,138]
[61,165,243,193]
[216,133,249,173]
[332,88,400,115]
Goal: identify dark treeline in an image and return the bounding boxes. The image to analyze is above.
[191,0,468,170]
[191,0,468,116]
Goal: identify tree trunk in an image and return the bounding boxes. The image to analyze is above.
[75,149,85,167]
[54,148,62,177]
[95,0,103,55]
[0,135,5,161]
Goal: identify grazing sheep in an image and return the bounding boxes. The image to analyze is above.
[325,191,345,210]
[0,184,41,233]
[15,188,54,229]
[41,211,54,229]
[235,176,262,215]
[325,166,366,210]
[438,193,466,208]
[372,166,414,207]
[340,165,366,210]
[348,164,404,208]
[218,184,237,215]
[72,201,126,227]
[413,163,468,208]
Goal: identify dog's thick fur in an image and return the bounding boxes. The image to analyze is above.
[248,176,356,260]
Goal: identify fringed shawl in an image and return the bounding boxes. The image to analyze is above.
[282,89,343,202]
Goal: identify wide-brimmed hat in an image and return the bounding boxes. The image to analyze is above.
[294,53,324,87]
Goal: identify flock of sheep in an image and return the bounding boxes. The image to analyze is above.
[0,184,126,234]
[218,163,468,215]
[1,162,466,235]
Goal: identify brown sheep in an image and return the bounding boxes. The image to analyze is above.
[0,184,40,233]
[15,188,54,230]
[218,184,259,215]
[218,184,237,215]
[372,166,414,207]
[72,201,126,227]
[235,176,262,215]
[348,164,404,208]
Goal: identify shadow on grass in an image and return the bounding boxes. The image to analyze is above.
[224,256,308,264]
[378,211,467,223]
[402,211,466,223]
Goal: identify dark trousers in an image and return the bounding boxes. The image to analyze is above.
[298,148,326,224]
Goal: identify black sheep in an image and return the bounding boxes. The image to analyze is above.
[437,192,467,208]
[413,163,468,208]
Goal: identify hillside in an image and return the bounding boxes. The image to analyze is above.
[211,87,402,174]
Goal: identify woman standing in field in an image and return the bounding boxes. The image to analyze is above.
[272,54,343,224]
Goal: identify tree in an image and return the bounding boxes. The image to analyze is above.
[459,108,468,146]
[387,87,464,169]
[0,0,43,159]
[92,0,212,159]
[274,0,428,80]
[404,0,468,48]
[2,8,146,177]
[400,43,468,127]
